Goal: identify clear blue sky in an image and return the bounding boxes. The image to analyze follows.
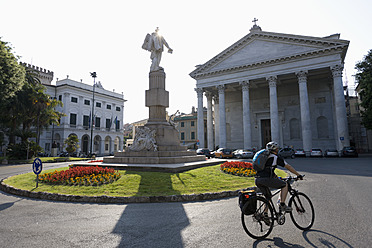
[1,0,371,123]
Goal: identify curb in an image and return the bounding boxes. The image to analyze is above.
[0,179,240,204]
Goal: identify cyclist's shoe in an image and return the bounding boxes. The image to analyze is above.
[262,213,271,226]
[279,203,292,213]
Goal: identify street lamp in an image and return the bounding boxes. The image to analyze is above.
[89,72,97,156]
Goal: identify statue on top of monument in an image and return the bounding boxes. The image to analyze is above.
[142,27,173,72]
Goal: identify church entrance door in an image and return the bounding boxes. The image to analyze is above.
[261,119,271,147]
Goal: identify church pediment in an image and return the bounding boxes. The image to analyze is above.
[190,30,349,79]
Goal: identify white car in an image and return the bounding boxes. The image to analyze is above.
[310,148,323,157]
[324,149,339,157]
[295,149,306,157]
[235,149,255,159]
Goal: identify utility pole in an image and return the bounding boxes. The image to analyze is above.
[90,72,97,156]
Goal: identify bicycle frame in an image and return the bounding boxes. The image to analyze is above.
[257,177,299,225]
[241,175,314,239]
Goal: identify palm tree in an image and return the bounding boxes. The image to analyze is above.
[64,135,80,157]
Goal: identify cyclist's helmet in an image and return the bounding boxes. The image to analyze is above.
[266,141,279,152]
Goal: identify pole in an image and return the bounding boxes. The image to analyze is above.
[89,72,97,156]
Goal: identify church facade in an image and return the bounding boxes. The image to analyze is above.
[190,24,350,156]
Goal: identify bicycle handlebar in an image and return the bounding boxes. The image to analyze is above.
[279,175,305,181]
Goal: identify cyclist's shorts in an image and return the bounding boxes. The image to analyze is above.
[255,177,286,190]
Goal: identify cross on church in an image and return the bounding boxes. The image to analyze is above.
[252,18,258,25]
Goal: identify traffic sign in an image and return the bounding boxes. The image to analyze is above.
[32,158,43,175]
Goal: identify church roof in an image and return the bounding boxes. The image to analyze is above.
[189,26,349,80]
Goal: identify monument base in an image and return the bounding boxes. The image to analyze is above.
[102,68,205,165]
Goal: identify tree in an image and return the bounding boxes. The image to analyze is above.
[355,49,372,130]
[3,68,64,145]
[64,135,79,156]
[0,38,25,138]
[0,38,25,101]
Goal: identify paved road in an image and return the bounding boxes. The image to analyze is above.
[0,156,371,247]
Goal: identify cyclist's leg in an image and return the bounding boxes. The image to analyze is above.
[280,182,288,204]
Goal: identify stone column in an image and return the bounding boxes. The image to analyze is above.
[205,92,214,150]
[241,81,252,149]
[331,64,350,151]
[78,96,84,129]
[63,93,70,128]
[296,71,312,156]
[213,95,220,149]
[195,88,205,148]
[218,85,227,148]
[267,76,280,143]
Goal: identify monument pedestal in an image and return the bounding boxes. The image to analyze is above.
[103,69,205,165]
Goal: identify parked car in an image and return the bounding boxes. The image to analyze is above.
[196,148,211,158]
[324,149,339,157]
[342,146,358,157]
[234,149,255,159]
[279,147,295,159]
[310,148,323,157]
[295,149,306,157]
[214,148,234,159]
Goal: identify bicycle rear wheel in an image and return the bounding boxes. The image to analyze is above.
[288,192,315,230]
[241,196,274,239]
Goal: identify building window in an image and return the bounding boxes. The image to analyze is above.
[106,118,111,129]
[116,106,121,111]
[191,131,195,140]
[107,104,111,110]
[71,97,78,103]
[96,102,101,108]
[116,120,120,131]
[84,100,90,105]
[70,113,77,126]
[83,115,89,128]
[181,122,185,127]
[95,117,101,128]
[191,121,195,127]
[59,95,62,101]
[181,132,185,140]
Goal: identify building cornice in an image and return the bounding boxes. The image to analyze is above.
[190,31,349,80]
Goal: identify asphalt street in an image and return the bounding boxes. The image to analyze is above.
[0,156,371,247]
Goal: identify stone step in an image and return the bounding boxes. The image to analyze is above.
[104,155,206,164]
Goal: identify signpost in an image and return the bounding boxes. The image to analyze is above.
[32,158,43,188]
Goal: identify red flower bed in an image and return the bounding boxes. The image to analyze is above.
[39,166,121,186]
[220,161,256,177]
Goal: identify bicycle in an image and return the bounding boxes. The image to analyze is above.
[240,175,315,239]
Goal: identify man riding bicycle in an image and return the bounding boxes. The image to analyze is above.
[255,141,303,213]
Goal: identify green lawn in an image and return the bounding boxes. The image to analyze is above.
[3,165,287,197]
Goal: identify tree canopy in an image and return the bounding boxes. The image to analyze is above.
[0,38,64,157]
[355,49,372,130]
[0,38,25,101]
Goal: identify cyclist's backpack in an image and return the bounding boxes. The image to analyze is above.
[252,149,270,172]
[238,189,257,215]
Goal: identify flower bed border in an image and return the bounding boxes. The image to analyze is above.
[0,178,240,203]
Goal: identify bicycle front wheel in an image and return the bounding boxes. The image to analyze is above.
[288,192,315,230]
[241,196,274,239]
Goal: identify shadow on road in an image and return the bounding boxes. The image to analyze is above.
[112,171,190,247]
[252,229,353,248]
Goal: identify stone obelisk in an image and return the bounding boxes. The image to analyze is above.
[145,69,183,149]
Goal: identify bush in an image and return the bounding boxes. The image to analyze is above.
[38,166,121,186]
[7,141,43,160]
